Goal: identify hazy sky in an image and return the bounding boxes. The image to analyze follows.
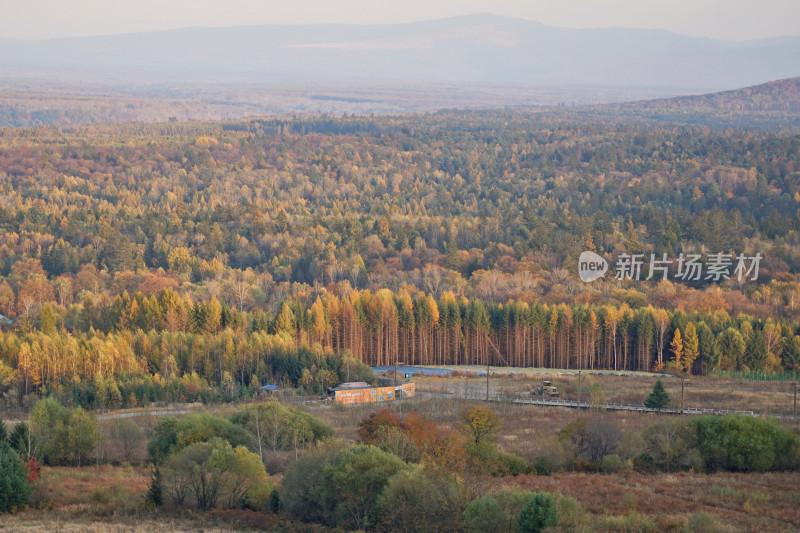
[2,0,798,41]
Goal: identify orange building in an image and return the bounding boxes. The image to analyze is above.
[332,383,415,405]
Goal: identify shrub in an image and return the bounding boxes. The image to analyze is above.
[378,465,463,532]
[318,444,409,529]
[30,399,99,466]
[91,487,112,504]
[404,411,467,472]
[494,488,537,531]
[0,443,31,512]
[642,418,700,472]
[600,511,656,532]
[632,453,656,474]
[694,414,800,472]
[147,416,179,465]
[463,494,506,533]
[462,488,545,533]
[372,425,419,463]
[244,482,276,512]
[617,430,645,460]
[558,415,620,465]
[572,457,601,473]
[601,454,623,474]
[620,492,638,510]
[175,412,249,449]
[518,492,558,533]
[358,408,403,443]
[533,455,552,475]
[280,439,348,524]
[552,493,589,532]
[495,451,533,476]
[162,438,268,510]
[687,512,725,533]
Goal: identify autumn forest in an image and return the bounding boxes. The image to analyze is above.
[1,107,800,409]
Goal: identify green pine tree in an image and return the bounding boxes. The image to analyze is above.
[518,492,558,533]
[644,379,670,409]
[145,465,164,507]
[0,443,31,512]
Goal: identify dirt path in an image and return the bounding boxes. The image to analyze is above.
[2,404,204,426]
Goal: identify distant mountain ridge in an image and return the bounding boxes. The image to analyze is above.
[617,77,800,113]
[1,14,799,91]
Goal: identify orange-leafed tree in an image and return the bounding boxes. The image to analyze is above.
[670,328,684,369]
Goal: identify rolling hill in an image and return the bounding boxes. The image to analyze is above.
[617,77,800,113]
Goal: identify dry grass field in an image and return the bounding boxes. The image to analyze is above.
[6,459,799,532]
[408,370,800,416]
[498,471,800,532]
[4,372,799,532]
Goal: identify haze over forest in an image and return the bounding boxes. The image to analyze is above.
[2,15,799,89]
[1,14,799,127]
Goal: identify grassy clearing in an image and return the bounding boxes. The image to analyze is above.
[407,370,800,416]
[7,466,330,532]
[5,379,800,532]
[8,464,800,532]
[31,465,150,513]
[499,471,800,532]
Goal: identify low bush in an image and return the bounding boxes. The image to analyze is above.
[553,493,589,532]
[632,453,657,474]
[601,453,623,474]
[686,512,725,533]
[600,511,657,532]
[642,418,700,472]
[694,414,800,472]
[495,451,533,476]
[282,441,407,530]
[532,455,552,475]
[463,494,505,533]
[378,466,463,532]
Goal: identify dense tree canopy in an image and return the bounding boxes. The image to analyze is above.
[0,111,799,407]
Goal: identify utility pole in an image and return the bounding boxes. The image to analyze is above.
[681,378,685,413]
[484,335,508,404]
[577,370,582,410]
[486,360,490,402]
[395,361,406,386]
[394,360,405,401]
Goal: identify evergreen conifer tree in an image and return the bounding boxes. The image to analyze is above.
[145,465,164,507]
[644,379,670,409]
